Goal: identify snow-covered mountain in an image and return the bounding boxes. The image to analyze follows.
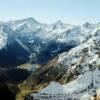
[15,19,100,99]
[0,18,78,67]
[28,26,100,99]
[0,17,100,99]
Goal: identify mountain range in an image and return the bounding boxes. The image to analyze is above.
[0,17,100,100]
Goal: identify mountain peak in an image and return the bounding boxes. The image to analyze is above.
[55,20,63,25]
[21,17,40,24]
[23,17,35,21]
[53,20,66,29]
[83,22,92,29]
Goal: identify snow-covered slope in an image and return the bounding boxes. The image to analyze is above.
[31,69,100,100]
[39,71,92,94]
[0,25,7,49]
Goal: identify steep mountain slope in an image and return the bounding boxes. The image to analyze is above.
[0,25,30,67]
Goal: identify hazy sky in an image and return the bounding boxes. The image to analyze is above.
[0,0,100,24]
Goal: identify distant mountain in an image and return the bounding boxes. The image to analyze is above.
[0,18,77,67]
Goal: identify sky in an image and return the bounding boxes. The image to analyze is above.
[0,0,100,24]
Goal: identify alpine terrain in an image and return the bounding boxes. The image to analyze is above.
[0,18,100,100]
